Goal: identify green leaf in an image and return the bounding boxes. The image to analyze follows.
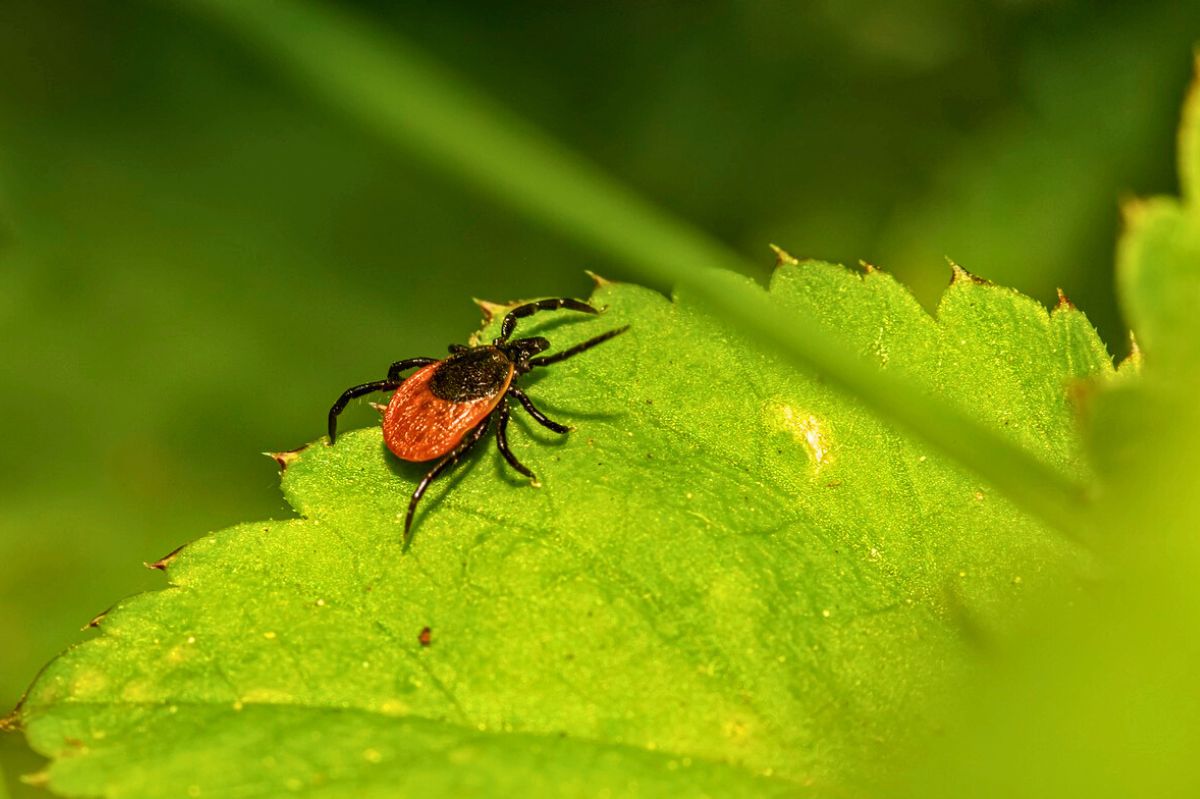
[17,263,1111,796]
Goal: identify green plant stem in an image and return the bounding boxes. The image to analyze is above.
[168,0,1090,538]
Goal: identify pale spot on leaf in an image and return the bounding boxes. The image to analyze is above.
[776,404,831,469]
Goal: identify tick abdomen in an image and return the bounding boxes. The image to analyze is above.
[384,359,513,461]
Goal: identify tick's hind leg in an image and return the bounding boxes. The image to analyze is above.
[508,386,569,434]
[328,380,399,444]
[404,417,492,545]
[495,401,538,483]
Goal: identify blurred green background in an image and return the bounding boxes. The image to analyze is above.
[1,0,1197,792]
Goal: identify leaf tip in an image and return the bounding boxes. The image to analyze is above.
[145,542,186,572]
[1054,287,1074,310]
[947,257,990,286]
[264,444,309,471]
[768,243,800,267]
[1118,195,1152,228]
[1119,331,1144,371]
[472,297,509,323]
[584,269,616,287]
[83,606,112,631]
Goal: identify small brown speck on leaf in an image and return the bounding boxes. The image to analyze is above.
[419,627,432,647]
[1066,379,1097,417]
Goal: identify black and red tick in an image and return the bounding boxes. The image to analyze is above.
[328,298,628,542]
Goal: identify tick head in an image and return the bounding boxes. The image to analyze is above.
[504,336,550,370]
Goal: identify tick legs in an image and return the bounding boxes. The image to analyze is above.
[507,386,570,434]
[405,400,548,544]
[328,380,400,444]
[405,416,494,542]
[496,298,599,343]
[387,357,438,382]
[495,401,537,482]
[528,326,630,367]
[329,358,437,444]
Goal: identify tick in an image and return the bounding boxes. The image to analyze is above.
[328,297,628,542]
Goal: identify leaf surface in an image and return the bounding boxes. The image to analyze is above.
[18,263,1111,796]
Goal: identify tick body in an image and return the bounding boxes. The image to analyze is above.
[382,350,514,461]
[327,298,627,544]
